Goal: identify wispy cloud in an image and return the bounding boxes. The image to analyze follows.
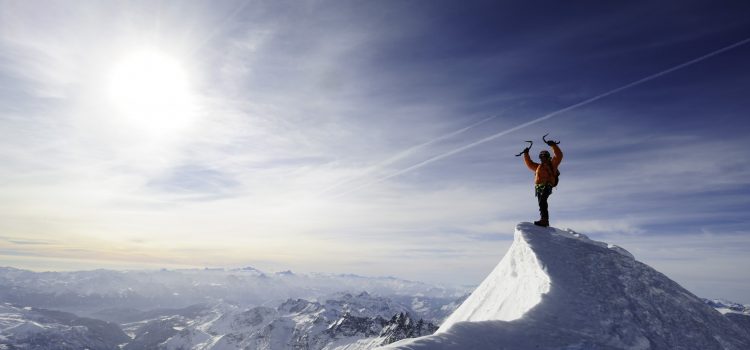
[1,1,749,301]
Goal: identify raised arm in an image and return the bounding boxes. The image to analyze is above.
[550,143,563,167]
[523,151,539,171]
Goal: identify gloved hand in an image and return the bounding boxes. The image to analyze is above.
[542,133,560,146]
[545,139,560,146]
[523,147,531,154]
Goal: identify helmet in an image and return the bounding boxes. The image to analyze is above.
[539,150,551,160]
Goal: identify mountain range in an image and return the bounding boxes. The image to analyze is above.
[0,267,465,349]
[2,223,749,349]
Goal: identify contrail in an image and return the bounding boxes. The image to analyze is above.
[318,114,501,195]
[189,0,253,57]
[333,36,750,197]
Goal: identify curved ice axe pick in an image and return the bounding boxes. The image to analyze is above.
[515,140,533,157]
[543,133,560,145]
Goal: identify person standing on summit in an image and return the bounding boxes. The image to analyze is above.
[520,135,563,227]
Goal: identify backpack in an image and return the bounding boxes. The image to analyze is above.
[546,162,560,187]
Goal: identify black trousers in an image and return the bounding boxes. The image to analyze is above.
[535,184,553,220]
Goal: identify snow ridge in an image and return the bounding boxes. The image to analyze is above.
[383,222,750,350]
[436,225,550,332]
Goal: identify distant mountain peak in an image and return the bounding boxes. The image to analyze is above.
[274,270,295,276]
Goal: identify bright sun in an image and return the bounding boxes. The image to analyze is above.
[107,51,195,134]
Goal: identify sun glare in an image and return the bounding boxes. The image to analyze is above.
[107,51,195,135]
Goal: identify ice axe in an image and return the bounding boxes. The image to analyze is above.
[515,140,533,157]
[542,133,560,145]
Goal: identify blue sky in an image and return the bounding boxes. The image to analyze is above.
[1,1,749,302]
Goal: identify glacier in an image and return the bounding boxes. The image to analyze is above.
[382,222,750,350]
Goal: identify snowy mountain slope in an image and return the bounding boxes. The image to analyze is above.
[1,262,747,350]
[724,313,750,333]
[0,292,449,350]
[328,312,438,350]
[704,299,750,315]
[155,292,440,350]
[0,265,467,349]
[437,223,552,330]
[382,222,750,350]
[0,303,129,350]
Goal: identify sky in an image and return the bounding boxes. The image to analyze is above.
[1,1,749,302]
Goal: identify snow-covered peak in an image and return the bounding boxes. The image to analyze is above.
[383,222,750,349]
[704,299,750,315]
[436,223,552,332]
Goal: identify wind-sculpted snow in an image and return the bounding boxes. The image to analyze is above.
[437,225,551,332]
[383,222,750,350]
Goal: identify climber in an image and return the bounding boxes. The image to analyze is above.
[519,134,562,227]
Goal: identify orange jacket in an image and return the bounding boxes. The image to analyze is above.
[523,144,563,185]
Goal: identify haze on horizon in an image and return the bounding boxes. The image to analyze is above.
[1,1,749,302]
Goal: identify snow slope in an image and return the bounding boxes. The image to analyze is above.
[382,222,750,350]
[436,224,551,331]
[0,303,129,349]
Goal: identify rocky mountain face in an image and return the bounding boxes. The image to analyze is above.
[378,313,438,345]
[152,292,440,350]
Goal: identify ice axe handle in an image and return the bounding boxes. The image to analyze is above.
[542,133,560,145]
[515,141,533,157]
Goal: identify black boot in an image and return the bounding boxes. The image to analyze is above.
[534,218,549,227]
